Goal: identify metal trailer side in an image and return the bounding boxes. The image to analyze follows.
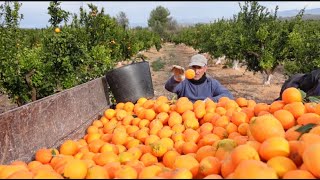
[0,77,111,165]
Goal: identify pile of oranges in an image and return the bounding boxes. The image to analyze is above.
[1,87,320,179]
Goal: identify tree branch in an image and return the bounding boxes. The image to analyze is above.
[25,69,37,101]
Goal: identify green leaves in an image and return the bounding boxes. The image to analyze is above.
[0,2,162,106]
[295,123,317,140]
[306,96,320,103]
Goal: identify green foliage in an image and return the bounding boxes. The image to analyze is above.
[0,1,26,105]
[283,19,320,75]
[47,1,70,27]
[172,1,318,83]
[296,123,317,140]
[116,11,129,29]
[151,57,166,71]
[0,1,163,106]
[148,5,177,41]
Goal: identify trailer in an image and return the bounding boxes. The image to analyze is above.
[0,77,111,165]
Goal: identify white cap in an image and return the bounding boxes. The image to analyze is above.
[188,54,208,67]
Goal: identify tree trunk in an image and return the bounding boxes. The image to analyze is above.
[232,60,240,70]
[263,70,274,85]
[25,69,37,101]
[215,55,225,65]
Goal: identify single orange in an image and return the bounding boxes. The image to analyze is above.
[185,69,195,79]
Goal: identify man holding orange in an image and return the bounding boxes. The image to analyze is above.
[165,54,234,102]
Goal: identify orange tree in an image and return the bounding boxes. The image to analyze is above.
[171,1,318,84]
[0,1,163,106]
[283,19,320,75]
[0,1,35,105]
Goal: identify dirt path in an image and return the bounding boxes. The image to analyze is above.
[0,43,287,113]
[144,43,286,104]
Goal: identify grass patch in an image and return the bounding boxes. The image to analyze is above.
[151,57,166,71]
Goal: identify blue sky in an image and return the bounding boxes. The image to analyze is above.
[10,1,320,28]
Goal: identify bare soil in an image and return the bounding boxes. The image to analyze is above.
[0,43,287,114]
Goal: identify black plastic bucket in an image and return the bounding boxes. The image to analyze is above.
[105,61,154,103]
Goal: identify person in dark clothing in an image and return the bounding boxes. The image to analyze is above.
[275,69,320,101]
[165,54,234,103]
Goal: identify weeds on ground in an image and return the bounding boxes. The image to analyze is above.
[151,57,166,71]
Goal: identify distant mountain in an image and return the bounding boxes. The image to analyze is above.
[278,8,320,17]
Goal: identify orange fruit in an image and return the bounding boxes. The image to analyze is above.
[198,156,221,176]
[144,109,156,121]
[87,125,99,134]
[140,153,158,166]
[171,168,193,179]
[220,157,235,178]
[182,141,198,154]
[233,160,278,178]
[213,139,237,161]
[103,161,121,179]
[269,100,286,113]
[185,69,195,79]
[138,165,162,179]
[231,111,248,126]
[230,144,260,166]
[35,148,53,164]
[63,159,88,179]
[54,27,61,33]
[93,151,119,166]
[162,150,180,168]
[235,97,248,107]
[238,122,249,136]
[183,128,200,143]
[0,165,29,179]
[302,143,320,177]
[6,170,34,179]
[283,102,306,119]
[267,156,297,178]
[282,169,316,179]
[195,145,216,162]
[273,109,295,130]
[285,125,302,141]
[150,140,168,157]
[253,103,270,116]
[27,161,42,171]
[296,113,320,125]
[199,133,220,147]
[104,108,116,119]
[88,139,105,153]
[249,114,285,143]
[173,155,199,177]
[125,160,145,175]
[33,170,63,179]
[114,165,138,179]
[258,137,290,161]
[203,174,223,179]
[282,87,302,104]
[59,140,79,156]
[86,165,109,179]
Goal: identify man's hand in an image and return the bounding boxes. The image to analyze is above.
[171,65,185,82]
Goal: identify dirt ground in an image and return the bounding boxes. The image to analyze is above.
[143,43,286,104]
[0,43,287,114]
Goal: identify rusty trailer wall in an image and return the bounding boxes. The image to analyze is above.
[0,77,111,165]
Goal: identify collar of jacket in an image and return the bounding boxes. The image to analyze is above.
[188,73,207,85]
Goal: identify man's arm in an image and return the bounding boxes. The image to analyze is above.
[165,65,185,93]
[210,79,234,102]
[165,76,181,93]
